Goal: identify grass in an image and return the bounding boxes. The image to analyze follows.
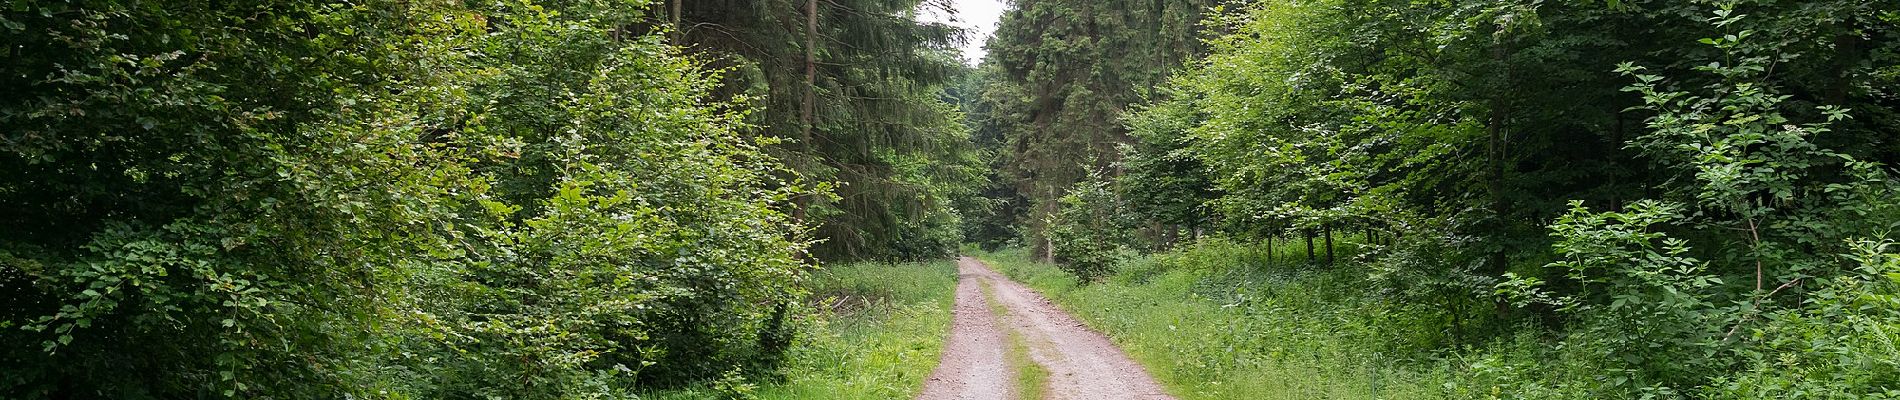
[1008,333,1050,400]
[980,280,1050,400]
[646,260,958,399]
[971,245,1446,400]
[971,238,1900,400]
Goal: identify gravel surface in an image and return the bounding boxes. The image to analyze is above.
[916,257,1175,400]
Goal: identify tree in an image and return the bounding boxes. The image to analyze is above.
[1,0,814,396]
[668,0,984,261]
[981,0,1215,260]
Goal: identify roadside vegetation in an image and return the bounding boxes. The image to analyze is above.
[981,235,1900,399]
[2,0,974,397]
[976,246,1443,400]
[968,0,1900,398]
[648,261,957,399]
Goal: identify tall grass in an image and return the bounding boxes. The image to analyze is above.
[647,260,958,399]
[973,239,1897,399]
[972,244,1447,400]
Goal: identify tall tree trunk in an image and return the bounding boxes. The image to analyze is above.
[1323,224,1334,265]
[801,0,817,147]
[1827,19,1859,105]
[794,0,818,225]
[1486,24,1509,276]
[1043,233,1055,263]
[1040,187,1057,263]
[670,0,682,42]
[1487,22,1513,317]
[1266,234,1275,264]
[1304,230,1315,262]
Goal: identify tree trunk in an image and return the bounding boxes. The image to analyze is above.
[1450,296,1466,346]
[670,0,682,42]
[1304,230,1315,261]
[1609,99,1624,211]
[794,0,818,225]
[1187,219,1199,241]
[1485,22,1509,276]
[1265,234,1275,264]
[801,0,817,145]
[1487,22,1513,317]
[1323,224,1335,265]
[1040,186,1057,263]
[1828,19,1859,105]
[1043,234,1055,263]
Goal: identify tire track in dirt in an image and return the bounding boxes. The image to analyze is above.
[916,257,1175,400]
[917,257,1014,399]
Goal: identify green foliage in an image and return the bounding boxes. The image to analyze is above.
[1535,201,1729,392]
[1499,4,1900,396]
[1711,239,1900,399]
[1046,175,1134,281]
[975,244,1446,400]
[1,0,815,397]
[1119,90,1219,248]
[644,261,959,400]
[1501,7,1900,394]
[988,234,1898,400]
[977,0,1215,254]
[1087,0,1900,397]
[670,0,984,261]
[954,65,1032,252]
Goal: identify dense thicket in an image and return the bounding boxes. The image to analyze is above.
[663,0,984,261]
[1036,0,1900,396]
[1,0,814,397]
[950,65,1031,252]
[969,0,1216,257]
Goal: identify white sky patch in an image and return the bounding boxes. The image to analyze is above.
[917,0,1008,65]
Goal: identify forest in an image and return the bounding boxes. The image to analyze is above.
[1,0,1896,399]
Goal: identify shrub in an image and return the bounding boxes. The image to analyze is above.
[0,0,811,397]
[1047,175,1134,281]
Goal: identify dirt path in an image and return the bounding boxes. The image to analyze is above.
[917,257,1175,400]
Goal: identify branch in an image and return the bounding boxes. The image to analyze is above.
[1721,277,1803,342]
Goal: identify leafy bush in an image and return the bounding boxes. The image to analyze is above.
[0,0,812,397]
[644,261,959,400]
[1711,239,1900,399]
[1530,200,1729,393]
[1496,5,1900,396]
[1047,175,1134,281]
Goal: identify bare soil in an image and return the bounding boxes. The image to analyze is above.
[916,257,1175,400]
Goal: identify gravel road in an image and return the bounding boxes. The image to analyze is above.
[916,257,1175,400]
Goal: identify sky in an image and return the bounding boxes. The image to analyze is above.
[917,0,1009,65]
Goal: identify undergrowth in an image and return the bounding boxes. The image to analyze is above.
[646,260,958,399]
[974,244,1444,400]
[975,235,1900,399]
